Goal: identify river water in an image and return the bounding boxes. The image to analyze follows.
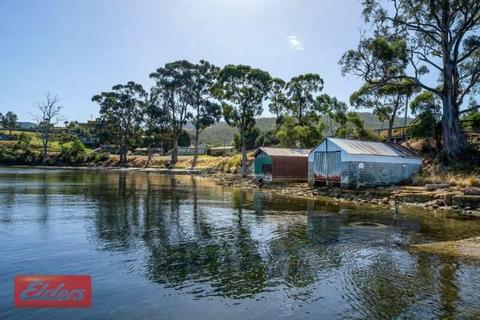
[1,168,480,319]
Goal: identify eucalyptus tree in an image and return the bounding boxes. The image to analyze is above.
[340,0,480,156]
[150,60,193,166]
[350,80,418,141]
[409,91,443,146]
[92,81,147,165]
[315,94,348,136]
[144,90,169,167]
[267,78,287,123]
[213,64,271,177]
[33,93,62,162]
[284,73,324,125]
[185,60,222,169]
[0,111,18,135]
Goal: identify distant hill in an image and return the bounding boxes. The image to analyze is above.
[189,112,414,146]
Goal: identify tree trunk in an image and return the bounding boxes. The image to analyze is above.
[42,134,48,162]
[191,129,200,170]
[440,59,468,156]
[240,128,248,178]
[171,136,178,167]
[387,113,396,143]
[441,96,467,156]
[118,143,128,166]
[145,145,153,168]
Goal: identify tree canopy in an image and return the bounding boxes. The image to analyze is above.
[92,81,147,165]
[340,0,480,156]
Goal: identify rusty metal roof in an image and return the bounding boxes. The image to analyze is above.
[327,138,421,158]
[255,147,310,157]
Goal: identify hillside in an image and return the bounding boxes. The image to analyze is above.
[191,113,413,146]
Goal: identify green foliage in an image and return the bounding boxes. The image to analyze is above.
[410,91,441,115]
[188,60,222,134]
[59,136,86,164]
[0,133,40,165]
[13,133,32,152]
[255,129,279,147]
[0,111,18,135]
[92,81,147,164]
[340,0,480,154]
[316,94,348,135]
[335,112,377,140]
[234,127,261,151]
[178,129,191,147]
[462,111,480,129]
[408,112,440,139]
[284,73,324,124]
[268,78,287,121]
[275,116,324,148]
[213,64,271,176]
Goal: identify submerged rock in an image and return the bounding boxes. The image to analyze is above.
[413,237,480,260]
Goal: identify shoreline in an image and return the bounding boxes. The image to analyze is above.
[3,164,480,218]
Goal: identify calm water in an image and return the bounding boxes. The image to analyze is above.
[1,168,480,319]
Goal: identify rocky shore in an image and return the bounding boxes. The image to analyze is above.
[7,165,480,218]
[211,173,480,218]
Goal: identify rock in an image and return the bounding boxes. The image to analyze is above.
[464,187,480,196]
[452,195,480,209]
[425,184,450,191]
[382,197,390,205]
[444,193,455,206]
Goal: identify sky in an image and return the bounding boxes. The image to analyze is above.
[0,0,365,123]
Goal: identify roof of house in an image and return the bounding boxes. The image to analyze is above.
[255,147,310,157]
[209,146,235,150]
[325,137,421,158]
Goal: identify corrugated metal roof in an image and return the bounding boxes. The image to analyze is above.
[255,147,310,157]
[327,138,421,158]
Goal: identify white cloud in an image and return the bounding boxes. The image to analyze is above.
[287,35,304,51]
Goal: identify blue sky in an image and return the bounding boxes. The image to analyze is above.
[0,0,365,123]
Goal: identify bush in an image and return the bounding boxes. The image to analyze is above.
[86,151,110,164]
[59,137,86,164]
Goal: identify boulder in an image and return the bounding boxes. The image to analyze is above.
[464,187,480,196]
[425,184,450,191]
[452,195,480,209]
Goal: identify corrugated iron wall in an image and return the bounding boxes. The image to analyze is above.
[312,151,342,182]
[254,153,272,175]
[271,156,308,180]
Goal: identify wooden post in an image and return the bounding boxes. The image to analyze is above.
[325,139,329,186]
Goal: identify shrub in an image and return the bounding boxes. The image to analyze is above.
[59,137,86,164]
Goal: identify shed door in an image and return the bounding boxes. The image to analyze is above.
[313,151,341,182]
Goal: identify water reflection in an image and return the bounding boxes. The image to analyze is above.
[1,169,480,319]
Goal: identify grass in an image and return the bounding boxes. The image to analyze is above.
[120,152,253,173]
[0,130,94,154]
[412,172,480,187]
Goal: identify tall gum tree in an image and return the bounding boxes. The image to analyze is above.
[285,74,324,125]
[150,61,193,166]
[186,60,222,170]
[350,80,418,141]
[213,65,271,177]
[92,82,146,165]
[340,0,480,156]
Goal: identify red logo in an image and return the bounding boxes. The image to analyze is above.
[14,275,92,308]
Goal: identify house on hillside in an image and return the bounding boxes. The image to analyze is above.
[207,146,235,156]
[254,147,310,182]
[177,146,207,156]
[308,138,422,188]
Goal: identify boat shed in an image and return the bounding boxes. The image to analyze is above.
[254,147,310,182]
[308,138,422,188]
